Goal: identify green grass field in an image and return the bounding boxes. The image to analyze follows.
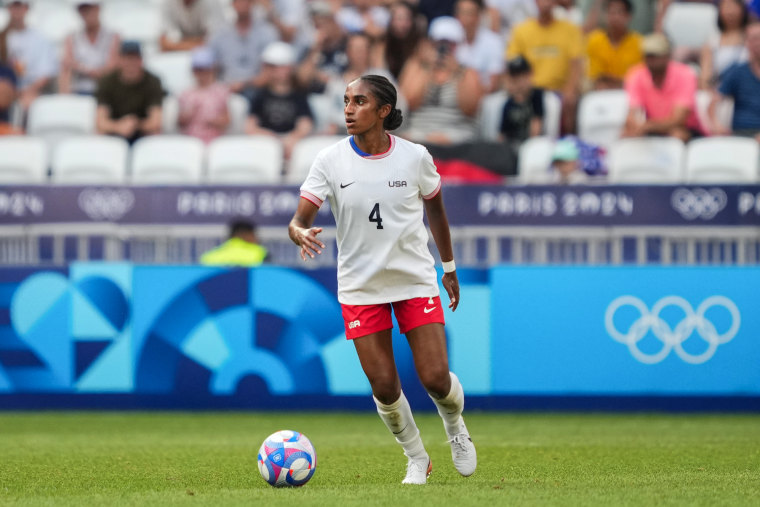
[1,411,758,506]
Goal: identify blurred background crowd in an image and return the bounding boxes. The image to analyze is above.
[1,0,759,184]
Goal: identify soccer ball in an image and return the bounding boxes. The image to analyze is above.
[257,430,317,487]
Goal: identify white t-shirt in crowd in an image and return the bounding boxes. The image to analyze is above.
[456,26,505,87]
[7,28,58,89]
[300,135,442,305]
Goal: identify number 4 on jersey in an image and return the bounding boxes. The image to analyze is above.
[369,202,383,229]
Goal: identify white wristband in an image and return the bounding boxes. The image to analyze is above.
[442,260,456,273]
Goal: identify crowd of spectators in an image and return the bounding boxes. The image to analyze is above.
[0,0,759,182]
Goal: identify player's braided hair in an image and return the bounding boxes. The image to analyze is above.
[359,74,404,131]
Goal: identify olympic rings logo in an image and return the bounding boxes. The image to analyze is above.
[604,296,740,364]
[671,188,727,220]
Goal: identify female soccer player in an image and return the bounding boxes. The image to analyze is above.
[288,75,476,485]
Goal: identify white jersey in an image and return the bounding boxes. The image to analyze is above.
[300,135,442,305]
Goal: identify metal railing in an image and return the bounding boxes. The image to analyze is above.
[2,223,759,266]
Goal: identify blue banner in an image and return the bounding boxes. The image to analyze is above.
[490,267,760,394]
[1,265,759,409]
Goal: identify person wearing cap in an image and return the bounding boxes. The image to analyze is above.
[506,0,583,133]
[623,33,704,141]
[59,0,120,95]
[177,46,229,143]
[95,41,163,144]
[399,16,483,145]
[207,0,278,101]
[159,0,225,53]
[709,22,760,142]
[454,0,504,93]
[548,137,587,184]
[2,0,58,110]
[586,0,642,90]
[499,56,544,146]
[246,41,313,159]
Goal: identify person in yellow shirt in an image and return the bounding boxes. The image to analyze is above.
[506,0,584,133]
[200,219,269,267]
[586,0,643,90]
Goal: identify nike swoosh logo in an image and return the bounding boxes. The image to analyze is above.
[340,182,355,189]
[423,307,436,314]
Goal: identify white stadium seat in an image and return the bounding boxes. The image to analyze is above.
[51,135,129,184]
[663,3,719,50]
[307,93,335,135]
[102,0,161,52]
[517,136,555,183]
[286,135,346,184]
[608,137,686,183]
[144,51,194,96]
[578,90,629,149]
[686,137,760,183]
[543,91,562,139]
[130,135,205,184]
[27,94,97,152]
[696,90,734,135]
[0,136,48,184]
[27,0,82,44]
[477,90,507,142]
[226,93,250,135]
[161,95,179,134]
[207,136,283,184]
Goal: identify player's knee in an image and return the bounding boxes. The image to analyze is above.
[419,367,450,398]
[369,374,400,404]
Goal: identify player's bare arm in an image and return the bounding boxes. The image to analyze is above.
[424,192,459,311]
[288,198,325,261]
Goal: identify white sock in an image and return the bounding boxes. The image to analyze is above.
[374,391,427,460]
[429,371,465,436]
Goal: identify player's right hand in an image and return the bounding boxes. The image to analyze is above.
[298,227,325,261]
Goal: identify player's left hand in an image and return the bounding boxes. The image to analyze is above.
[441,271,459,312]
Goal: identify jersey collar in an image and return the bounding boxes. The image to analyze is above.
[350,134,395,160]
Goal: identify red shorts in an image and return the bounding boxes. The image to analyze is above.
[341,296,445,339]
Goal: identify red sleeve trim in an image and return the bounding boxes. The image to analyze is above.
[422,179,442,200]
[300,191,323,207]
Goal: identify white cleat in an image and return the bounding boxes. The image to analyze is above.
[401,457,432,485]
[448,421,477,477]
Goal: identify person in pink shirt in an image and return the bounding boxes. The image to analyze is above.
[178,46,230,143]
[623,33,704,141]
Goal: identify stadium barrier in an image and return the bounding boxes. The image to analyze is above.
[1,184,760,266]
[1,264,758,410]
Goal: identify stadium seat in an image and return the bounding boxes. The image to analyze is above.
[102,0,161,53]
[543,92,561,139]
[27,94,97,152]
[578,90,629,149]
[144,51,194,96]
[286,135,346,184]
[161,95,179,134]
[51,135,129,184]
[0,136,48,184]
[308,93,335,135]
[663,3,719,50]
[685,137,760,183]
[517,136,555,183]
[695,90,734,135]
[207,136,283,184]
[477,90,507,142]
[607,137,686,183]
[226,93,250,135]
[130,135,205,184]
[27,0,82,44]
